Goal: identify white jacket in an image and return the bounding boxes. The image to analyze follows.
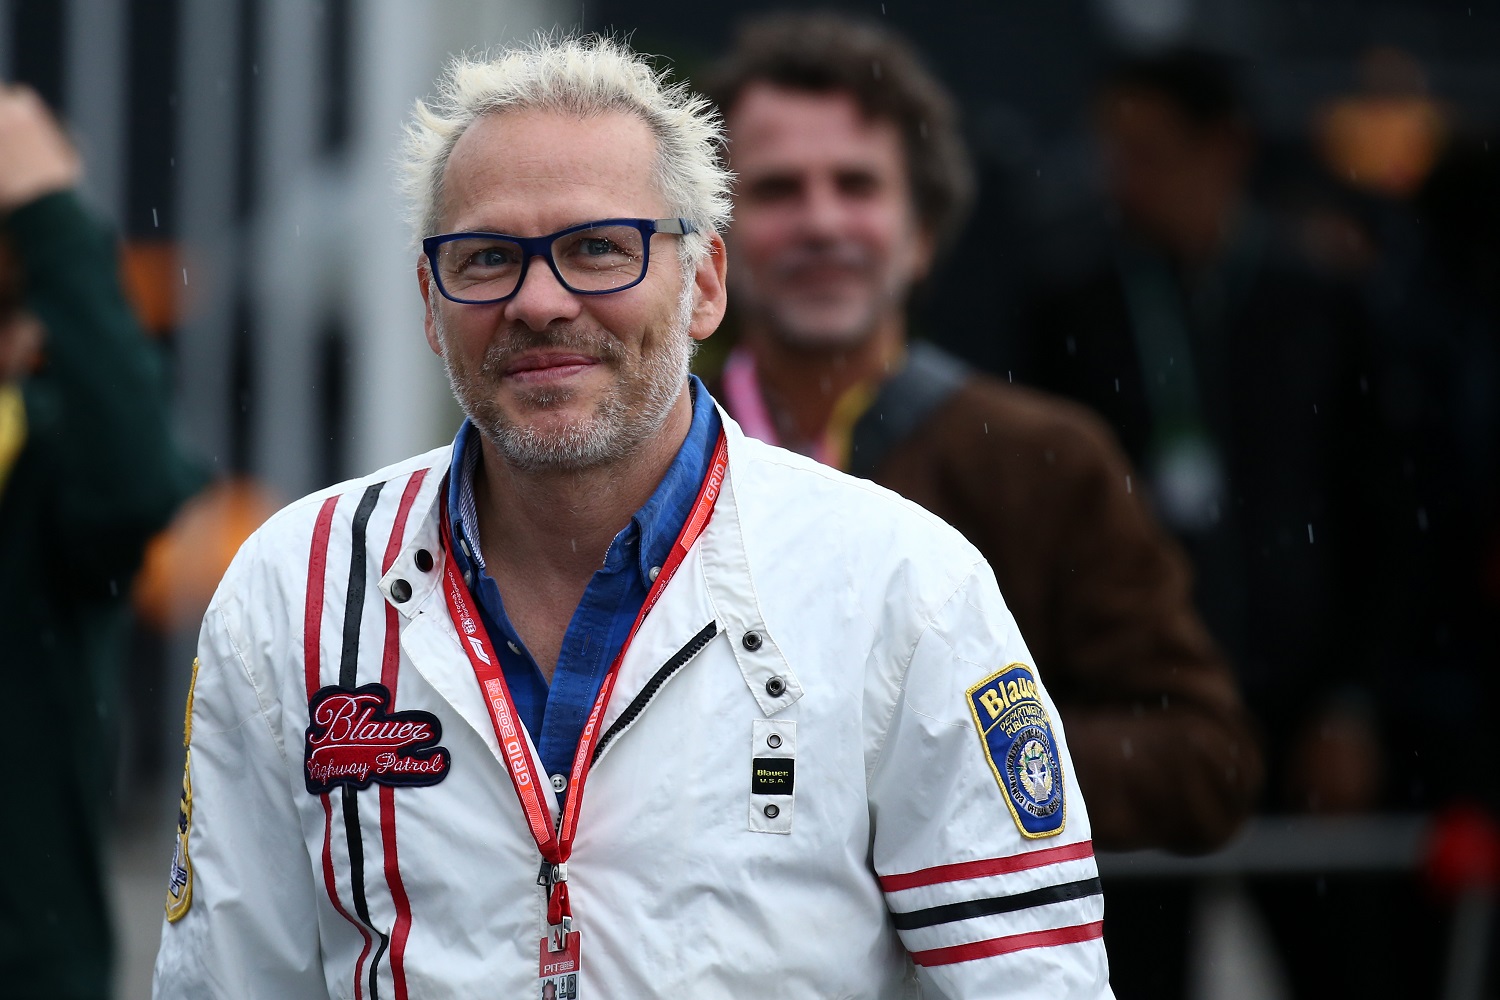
[153,412,1113,999]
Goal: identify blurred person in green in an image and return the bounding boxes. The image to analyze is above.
[0,85,202,999]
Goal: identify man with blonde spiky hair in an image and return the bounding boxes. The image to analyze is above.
[154,34,1112,998]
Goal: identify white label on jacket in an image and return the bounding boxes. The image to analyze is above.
[749,718,796,834]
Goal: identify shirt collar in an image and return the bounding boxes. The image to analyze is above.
[445,375,721,586]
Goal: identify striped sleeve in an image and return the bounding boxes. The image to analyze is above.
[868,565,1114,998]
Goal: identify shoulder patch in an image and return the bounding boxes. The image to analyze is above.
[304,683,451,793]
[966,663,1066,838]
[165,657,200,922]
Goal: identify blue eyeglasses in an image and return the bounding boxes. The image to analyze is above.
[422,217,697,304]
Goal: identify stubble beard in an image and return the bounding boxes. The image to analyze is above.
[437,280,696,473]
[736,242,903,354]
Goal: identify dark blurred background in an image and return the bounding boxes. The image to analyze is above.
[3,0,1497,996]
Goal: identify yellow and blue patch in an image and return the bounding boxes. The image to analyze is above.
[966,663,1066,838]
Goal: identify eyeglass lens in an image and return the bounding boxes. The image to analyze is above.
[434,224,648,300]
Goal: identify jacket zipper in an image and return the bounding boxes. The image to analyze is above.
[592,621,718,764]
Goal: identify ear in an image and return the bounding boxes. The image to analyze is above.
[417,258,443,356]
[687,233,729,343]
[910,225,938,285]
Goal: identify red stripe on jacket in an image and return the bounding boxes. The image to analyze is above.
[909,920,1105,967]
[304,494,373,1000]
[378,469,426,1000]
[879,840,1095,893]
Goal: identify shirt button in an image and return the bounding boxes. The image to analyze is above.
[742,630,763,652]
[551,774,567,793]
[390,579,413,603]
[648,565,661,582]
[463,570,474,587]
[414,548,434,572]
[507,640,522,655]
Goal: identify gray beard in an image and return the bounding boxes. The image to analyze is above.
[437,281,696,473]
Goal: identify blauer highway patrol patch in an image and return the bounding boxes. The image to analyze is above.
[165,657,199,922]
[966,663,1066,838]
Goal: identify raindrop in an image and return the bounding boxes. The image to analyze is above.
[1307,523,1315,544]
[1313,403,1318,414]
[1114,378,1120,393]
[151,207,159,228]
[1417,508,1428,532]
[983,422,989,434]
[1007,370,1013,382]
[1125,475,1132,494]
[182,268,189,286]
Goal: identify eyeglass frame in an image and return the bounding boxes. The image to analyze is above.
[421,217,698,305]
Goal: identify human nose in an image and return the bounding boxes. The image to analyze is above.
[799,179,848,239]
[502,250,583,331]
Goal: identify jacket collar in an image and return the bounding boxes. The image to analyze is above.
[380,406,804,778]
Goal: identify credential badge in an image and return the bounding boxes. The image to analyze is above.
[966,663,1066,838]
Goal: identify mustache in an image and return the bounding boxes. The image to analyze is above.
[771,242,874,278]
[476,325,626,377]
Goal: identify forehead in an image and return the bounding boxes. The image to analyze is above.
[439,108,666,233]
[728,83,907,178]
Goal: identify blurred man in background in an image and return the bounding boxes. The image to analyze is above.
[0,86,201,999]
[1012,48,1472,996]
[707,13,1260,859]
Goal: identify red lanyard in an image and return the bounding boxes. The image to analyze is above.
[439,430,729,929]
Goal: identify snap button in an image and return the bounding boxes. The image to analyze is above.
[764,675,786,698]
[463,570,474,587]
[414,548,434,572]
[648,565,661,582]
[390,579,413,603]
[507,640,522,655]
[763,804,780,819]
[550,774,567,793]
[459,539,472,558]
[766,733,782,749]
[742,630,763,652]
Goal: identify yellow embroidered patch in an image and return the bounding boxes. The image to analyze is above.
[966,663,1066,839]
[165,658,199,922]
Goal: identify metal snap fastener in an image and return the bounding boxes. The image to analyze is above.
[763,804,780,819]
[767,733,783,749]
[742,630,763,651]
[648,565,661,582]
[550,774,567,793]
[391,579,413,603]
[764,675,786,698]
[414,548,434,572]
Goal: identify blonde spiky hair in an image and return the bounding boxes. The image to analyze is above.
[401,33,732,265]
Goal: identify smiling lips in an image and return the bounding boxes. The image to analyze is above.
[501,352,602,382]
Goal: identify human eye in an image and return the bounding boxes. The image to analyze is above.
[557,227,641,271]
[460,240,520,272]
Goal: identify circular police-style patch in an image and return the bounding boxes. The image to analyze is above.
[1004,725,1063,821]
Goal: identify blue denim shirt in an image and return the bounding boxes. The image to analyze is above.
[445,376,721,785]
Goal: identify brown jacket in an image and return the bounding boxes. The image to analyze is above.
[718,358,1263,853]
